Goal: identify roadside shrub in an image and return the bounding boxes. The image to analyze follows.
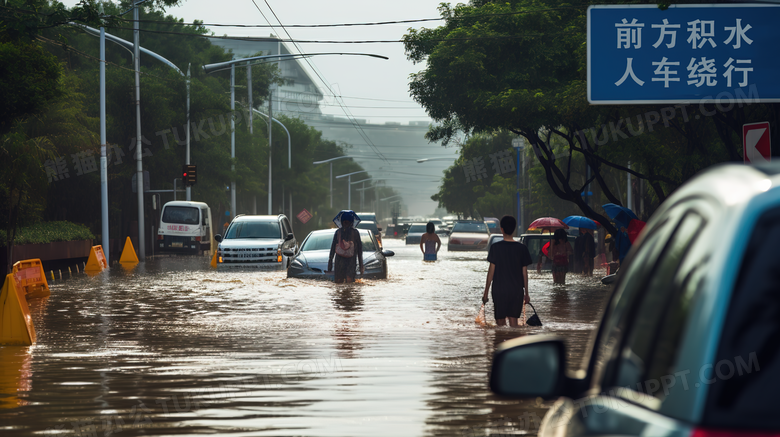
[1,221,95,245]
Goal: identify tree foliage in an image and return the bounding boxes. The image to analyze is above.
[405,0,778,236]
[0,0,383,266]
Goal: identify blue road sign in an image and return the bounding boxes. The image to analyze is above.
[588,4,780,104]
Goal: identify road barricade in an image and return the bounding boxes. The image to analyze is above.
[84,245,108,274]
[12,259,50,299]
[119,237,139,269]
[0,273,36,345]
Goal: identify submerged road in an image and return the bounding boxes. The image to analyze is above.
[0,238,610,436]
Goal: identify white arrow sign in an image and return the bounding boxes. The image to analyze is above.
[746,128,769,164]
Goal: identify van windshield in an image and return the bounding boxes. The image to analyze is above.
[162,206,199,225]
[226,221,281,239]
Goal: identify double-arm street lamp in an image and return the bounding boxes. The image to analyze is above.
[73,6,186,262]
[334,170,369,210]
[312,155,362,208]
[203,53,387,216]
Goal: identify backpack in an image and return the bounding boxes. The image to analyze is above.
[335,229,355,258]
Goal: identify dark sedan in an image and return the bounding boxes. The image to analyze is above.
[287,229,394,279]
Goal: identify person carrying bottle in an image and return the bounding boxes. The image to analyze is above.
[481,216,533,327]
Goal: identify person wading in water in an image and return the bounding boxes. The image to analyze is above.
[420,221,441,261]
[327,210,364,284]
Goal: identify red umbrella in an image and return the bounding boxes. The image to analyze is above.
[528,217,569,233]
[627,219,646,244]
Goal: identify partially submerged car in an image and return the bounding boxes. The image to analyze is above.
[518,233,576,270]
[405,223,428,245]
[356,220,383,248]
[490,163,780,436]
[287,228,394,279]
[214,214,297,269]
[483,217,501,234]
[447,221,490,251]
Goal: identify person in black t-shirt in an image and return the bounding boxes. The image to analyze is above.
[481,215,533,327]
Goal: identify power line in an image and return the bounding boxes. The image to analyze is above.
[102,25,571,43]
[116,6,585,29]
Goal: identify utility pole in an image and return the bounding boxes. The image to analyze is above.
[133,1,145,260]
[268,90,273,214]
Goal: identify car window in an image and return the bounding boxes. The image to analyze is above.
[613,211,704,396]
[588,215,674,389]
[281,218,291,236]
[226,221,281,239]
[452,223,487,233]
[162,206,199,225]
[408,225,427,233]
[702,206,780,430]
[200,208,209,227]
[302,233,334,251]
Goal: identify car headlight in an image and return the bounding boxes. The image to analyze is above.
[290,259,304,269]
[365,260,381,269]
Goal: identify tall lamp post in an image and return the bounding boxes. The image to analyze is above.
[203,52,387,216]
[335,170,369,210]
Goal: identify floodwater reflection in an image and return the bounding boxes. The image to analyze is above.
[0,238,609,436]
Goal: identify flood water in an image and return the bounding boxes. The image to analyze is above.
[0,238,611,436]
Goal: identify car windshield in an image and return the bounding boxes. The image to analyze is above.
[225,221,281,239]
[162,206,199,225]
[408,225,427,233]
[452,223,487,233]
[302,233,334,251]
[302,231,377,252]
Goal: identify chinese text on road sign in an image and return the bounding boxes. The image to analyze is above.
[588,5,780,104]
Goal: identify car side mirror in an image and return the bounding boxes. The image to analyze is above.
[377,227,383,232]
[382,250,395,257]
[214,234,223,242]
[282,249,294,257]
[284,233,294,241]
[490,335,573,399]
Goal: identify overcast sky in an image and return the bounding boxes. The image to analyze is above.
[59,0,461,216]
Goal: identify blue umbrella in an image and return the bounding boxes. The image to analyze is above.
[602,203,638,228]
[333,210,361,228]
[563,215,598,230]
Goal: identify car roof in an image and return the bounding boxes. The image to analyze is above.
[163,201,209,208]
[232,214,284,222]
[308,228,370,235]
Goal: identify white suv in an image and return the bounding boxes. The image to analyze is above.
[214,214,297,269]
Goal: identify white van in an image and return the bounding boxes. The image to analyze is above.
[157,201,213,254]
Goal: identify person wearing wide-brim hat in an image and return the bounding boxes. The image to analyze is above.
[327,210,364,283]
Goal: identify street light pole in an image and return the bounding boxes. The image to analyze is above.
[133,0,145,261]
[268,90,273,214]
[186,63,191,201]
[231,64,236,218]
[99,24,108,264]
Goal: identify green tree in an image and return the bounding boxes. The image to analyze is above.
[404,0,774,237]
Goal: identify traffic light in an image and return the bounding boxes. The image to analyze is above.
[182,164,197,186]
